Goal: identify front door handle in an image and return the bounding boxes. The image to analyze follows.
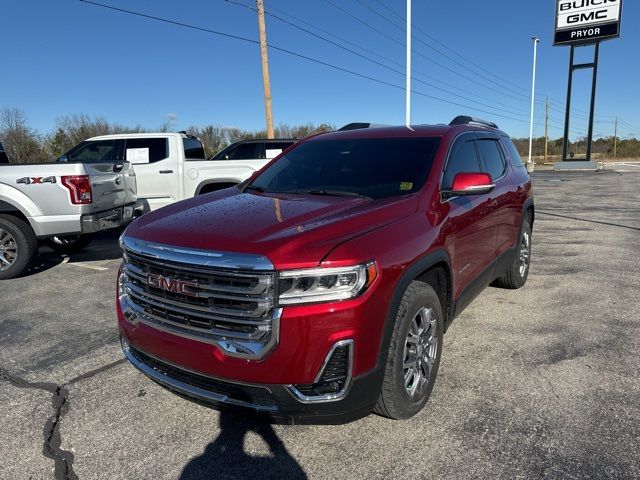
[159,170,174,174]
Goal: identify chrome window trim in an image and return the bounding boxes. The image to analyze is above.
[121,339,278,412]
[287,339,354,404]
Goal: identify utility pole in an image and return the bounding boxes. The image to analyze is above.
[544,98,549,163]
[257,0,274,139]
[527,36,540,173]
[614,117,618,159]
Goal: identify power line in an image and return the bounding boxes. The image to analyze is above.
[262,0,545,116]
[321,0,539,106]
[76,0,540,126]
[223,0,549,121]
[362,0,581,114]
[355,0,536,101]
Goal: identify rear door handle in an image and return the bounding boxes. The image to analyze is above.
[159,170,174,174]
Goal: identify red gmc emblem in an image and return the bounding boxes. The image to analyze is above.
[147,273,198,296]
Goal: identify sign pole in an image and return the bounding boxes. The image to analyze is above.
[562,45,575,162]
[527,36,540,173]
[585,42,600,162]
[405,0,411,129]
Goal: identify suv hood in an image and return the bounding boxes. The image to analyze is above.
[125,189,418,269]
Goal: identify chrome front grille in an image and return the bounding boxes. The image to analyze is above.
[119,236,279,359]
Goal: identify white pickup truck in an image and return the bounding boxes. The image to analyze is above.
[0,151,138,279]
[61,133,296,212]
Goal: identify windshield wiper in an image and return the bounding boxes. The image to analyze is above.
[291,188,372,200]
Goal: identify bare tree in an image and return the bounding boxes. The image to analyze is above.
[0,108,43,163]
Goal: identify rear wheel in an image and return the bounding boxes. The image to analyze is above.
[0,214,37,280]
[493,220,532,289]
[45,233,93,254]
[375,281,443,420]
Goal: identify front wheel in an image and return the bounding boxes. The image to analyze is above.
[45,234,93,254]
[375,281,443,420]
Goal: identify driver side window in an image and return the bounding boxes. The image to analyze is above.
[442,138,481,189]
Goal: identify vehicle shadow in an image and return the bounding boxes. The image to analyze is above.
[180,411,307,480]
[15,228,125,279]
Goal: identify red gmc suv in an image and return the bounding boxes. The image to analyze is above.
[117,116,534,424]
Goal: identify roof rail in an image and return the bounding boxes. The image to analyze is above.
[449,116,498,129]
[338,123,389,131]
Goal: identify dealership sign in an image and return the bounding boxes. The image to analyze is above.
[554,0,622,45]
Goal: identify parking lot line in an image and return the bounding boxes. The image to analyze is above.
[67,262,110,272]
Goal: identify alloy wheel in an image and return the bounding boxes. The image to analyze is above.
[519,230,531,277]
[0,228,18,272]
[403,306,439,398]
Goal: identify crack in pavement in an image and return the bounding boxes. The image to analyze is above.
[0,358,126,480]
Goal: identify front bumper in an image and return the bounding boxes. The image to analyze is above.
[122,337,383,424]
[81,203,143,234]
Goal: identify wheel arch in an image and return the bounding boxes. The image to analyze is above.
[376,250,453,372]
[0,199,30,225]
[523,197,534,228]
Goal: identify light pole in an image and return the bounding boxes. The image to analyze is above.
[405,0,412,129]
[527,36,540,173]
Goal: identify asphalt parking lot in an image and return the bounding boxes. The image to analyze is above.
[2,169,639,480]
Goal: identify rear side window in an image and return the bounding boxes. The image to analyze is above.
[67,140,118,163]
[183,138,206,159]
[476,139,507,180]
[125,138,169,164]
[442,139,481,189]
[501,137,525,167]
[217,143,260,160]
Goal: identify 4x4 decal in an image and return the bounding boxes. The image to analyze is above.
[16,176,56,185]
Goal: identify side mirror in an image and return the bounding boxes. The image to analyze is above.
[58,155,69,163]
[444,172,494,197]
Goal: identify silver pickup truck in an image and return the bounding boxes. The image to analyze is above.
[0,144,138,279]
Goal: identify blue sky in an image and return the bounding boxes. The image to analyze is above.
[1,0,638,139]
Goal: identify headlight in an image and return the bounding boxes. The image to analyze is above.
[278,262,378,305]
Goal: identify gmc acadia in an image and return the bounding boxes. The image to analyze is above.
[117,117,534,423]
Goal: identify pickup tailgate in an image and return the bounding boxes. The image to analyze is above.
[85,162,137,213]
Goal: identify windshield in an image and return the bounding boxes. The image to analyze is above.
[249,137,441,200]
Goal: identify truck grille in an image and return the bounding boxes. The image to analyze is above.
[119,236,279,359]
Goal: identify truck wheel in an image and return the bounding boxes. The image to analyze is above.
[0,214,38,280]
[375,281,443,420]
[493,220,532,289]
[45,234,93,254]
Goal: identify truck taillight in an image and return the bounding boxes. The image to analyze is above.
[62,175,93,204]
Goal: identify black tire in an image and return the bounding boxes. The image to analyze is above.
[493,220,532,289]
[0,214,38,280]
[45,233,93,254]
[375,281,444,420]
